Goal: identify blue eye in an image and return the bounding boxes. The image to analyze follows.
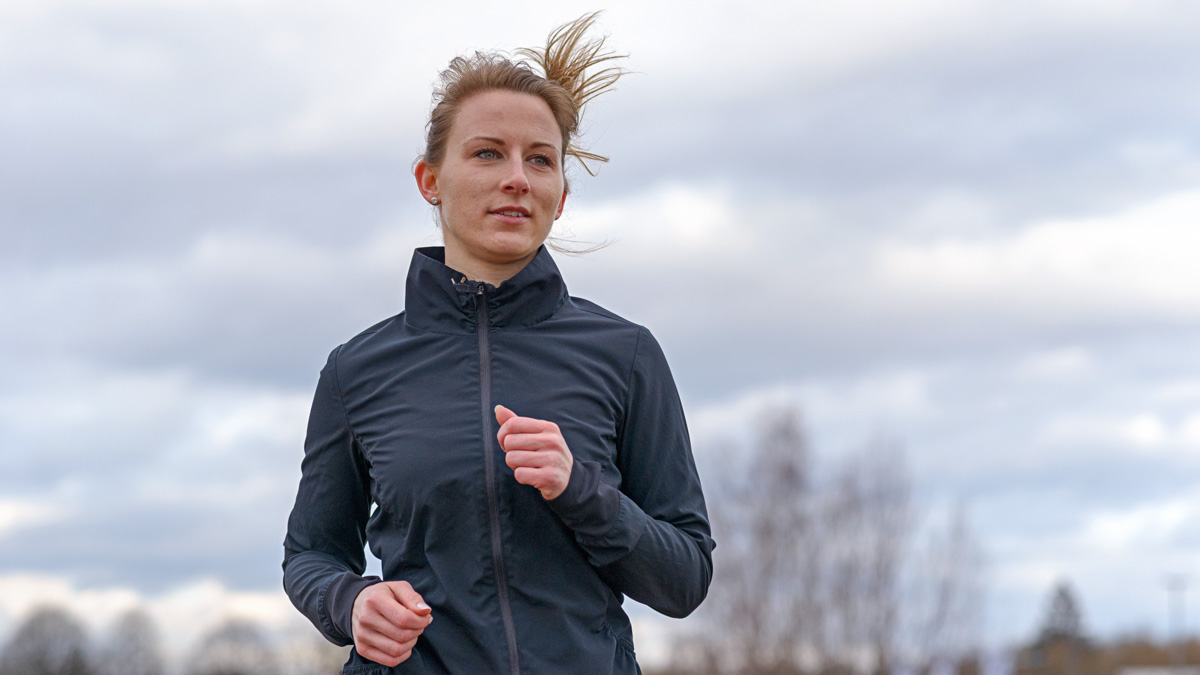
[476,148,499,160]
[530,155,551,167]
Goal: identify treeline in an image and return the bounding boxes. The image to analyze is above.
[666,404,986,675]
[0,605,348,675]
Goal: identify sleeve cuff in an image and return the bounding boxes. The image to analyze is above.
[323,571,383,645]
[546,459,621,540]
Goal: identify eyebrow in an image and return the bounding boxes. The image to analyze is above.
[464,135,561,152]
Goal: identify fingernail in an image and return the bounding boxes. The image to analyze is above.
[417,602,430,611]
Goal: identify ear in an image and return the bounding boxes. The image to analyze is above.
[415,159,439,205]
[554,189,567,220]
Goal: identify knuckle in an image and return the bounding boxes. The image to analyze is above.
[368,648,401,667]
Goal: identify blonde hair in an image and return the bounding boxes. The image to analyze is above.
[420,12,627,178]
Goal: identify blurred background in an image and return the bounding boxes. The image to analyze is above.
[2,0,1199,673]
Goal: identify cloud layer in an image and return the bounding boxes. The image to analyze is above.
[3,0,1200,659]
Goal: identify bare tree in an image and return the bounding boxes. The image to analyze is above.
[188,617,280,675]
[852,442,912,675]
[0,605,94,675]
[678,402,984,675]
[801,439,912,675]
[96,608,165,675]
[696,405,813,674]
[906,501,985,674]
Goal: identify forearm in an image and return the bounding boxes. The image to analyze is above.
[283,549,382,646]
[546,459,714,617]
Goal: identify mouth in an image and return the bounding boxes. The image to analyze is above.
[490,207,530,218]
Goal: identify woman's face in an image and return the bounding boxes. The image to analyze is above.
[416,90,566,279]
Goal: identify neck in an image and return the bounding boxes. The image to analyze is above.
[443,249,538,288]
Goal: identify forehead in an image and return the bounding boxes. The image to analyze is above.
[451,90,562,149]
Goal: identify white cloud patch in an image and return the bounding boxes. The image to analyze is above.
[1037,411,1200,455]
[687,368,938,453]
[1078,498,1192,553]
[874,189,1200,321]
[563,181,750,262]
[1014,347,1092,380]
[0,499,62,538]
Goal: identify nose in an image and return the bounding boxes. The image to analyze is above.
[501,157,530,194]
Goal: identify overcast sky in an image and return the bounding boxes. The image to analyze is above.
[3,0,1200,666]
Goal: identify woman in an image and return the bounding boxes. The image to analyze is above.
[283,14,713,674]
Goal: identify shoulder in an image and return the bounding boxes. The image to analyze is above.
[566,296,637,326]
[324,312,408,372]
[560,295,669,366]
[564,295,658,343]
[560,295,656,345]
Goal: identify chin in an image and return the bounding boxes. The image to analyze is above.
[480,237,543,261]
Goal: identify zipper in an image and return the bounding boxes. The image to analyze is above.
[475,282,521,675]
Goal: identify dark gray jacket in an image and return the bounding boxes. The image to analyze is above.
[283,246,713,674]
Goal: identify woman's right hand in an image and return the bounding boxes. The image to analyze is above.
[351,581,433,666]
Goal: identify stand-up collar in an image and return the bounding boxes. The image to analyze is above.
[403,246,568,334]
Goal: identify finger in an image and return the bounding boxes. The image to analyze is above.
[360,648,402,668]
[499,432,566,454]
[513,466,555,489]
[363,627,424,647]
[498,422,560,453]
[504,450,554,471]
[494,404,517,426]
[386,581,432,617]
[362,608,429,640]
[495,405,519,450]
[365,585,426,629]
[499,416,558,435]
[359,638,409,668]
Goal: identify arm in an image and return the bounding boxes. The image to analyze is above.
[505,327,714,618]
[282,347,382,646]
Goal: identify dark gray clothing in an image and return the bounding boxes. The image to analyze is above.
[283,246,713,674]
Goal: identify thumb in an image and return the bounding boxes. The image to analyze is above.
[494,404,517,426]
[387,581,431,616]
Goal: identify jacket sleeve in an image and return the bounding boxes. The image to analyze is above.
[545,327,715,618]
[282,347,382,646]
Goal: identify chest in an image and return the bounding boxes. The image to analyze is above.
[343,328,631,509]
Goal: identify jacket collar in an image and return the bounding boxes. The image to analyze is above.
[403,246,568,334]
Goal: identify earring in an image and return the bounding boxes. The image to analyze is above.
[430,197,440,205]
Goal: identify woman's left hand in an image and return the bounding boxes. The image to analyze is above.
[495,405,573,500]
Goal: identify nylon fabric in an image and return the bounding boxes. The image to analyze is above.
[283,246,713,673]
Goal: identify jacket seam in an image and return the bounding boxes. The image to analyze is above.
[330,344,365,447]
[574,302,640,327]
[326,345,369,645]
[615,327,645,450]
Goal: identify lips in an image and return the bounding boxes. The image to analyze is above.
[490,206,530,218]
